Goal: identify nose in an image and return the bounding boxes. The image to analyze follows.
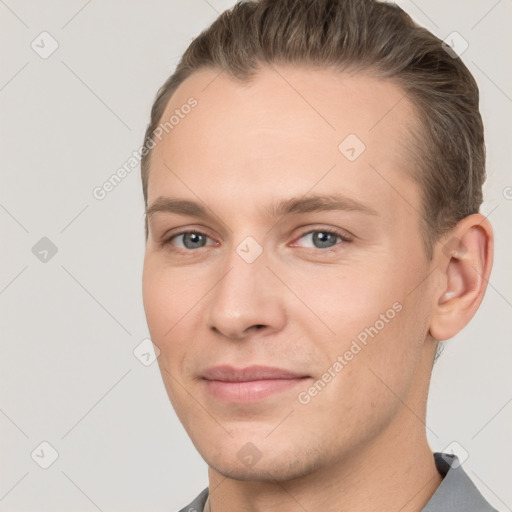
[205,244,287,341]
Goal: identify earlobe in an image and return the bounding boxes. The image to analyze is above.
[429,215,493,341]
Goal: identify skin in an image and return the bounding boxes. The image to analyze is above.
[142,65,493,512]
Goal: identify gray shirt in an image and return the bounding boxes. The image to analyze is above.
[177,453,500,511]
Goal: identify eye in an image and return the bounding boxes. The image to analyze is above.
[293,228,352,250]
[164,231,216,251]
[162,227,352,253]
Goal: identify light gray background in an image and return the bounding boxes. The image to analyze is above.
[1,1,511,511]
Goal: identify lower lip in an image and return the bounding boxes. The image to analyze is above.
[202,378,309,403]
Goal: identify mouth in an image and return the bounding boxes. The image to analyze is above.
[201,365,311,403]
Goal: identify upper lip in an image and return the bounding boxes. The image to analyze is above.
[201,365,308,382]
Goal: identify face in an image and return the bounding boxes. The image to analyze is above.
[142,66,439,482]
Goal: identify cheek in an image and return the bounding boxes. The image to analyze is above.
[294,261,426,398]
[142,262,196,411]
[142,260,188,352]
[292,265,402,348]
[142,259,211,382]
[142,268,169,340]
[293,301,424,450]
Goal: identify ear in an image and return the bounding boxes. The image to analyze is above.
[429,213,494,341]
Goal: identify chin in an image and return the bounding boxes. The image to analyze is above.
[202,442,324,483]
[208,458,308,482]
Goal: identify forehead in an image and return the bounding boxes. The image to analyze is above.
[147,65,421,225]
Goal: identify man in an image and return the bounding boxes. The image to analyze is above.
[140,0,497,510]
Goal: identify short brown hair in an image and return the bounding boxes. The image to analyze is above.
[141,0,485,261]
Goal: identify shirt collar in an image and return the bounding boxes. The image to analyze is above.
[421,452,498,511]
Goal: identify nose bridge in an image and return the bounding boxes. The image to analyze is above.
[206,236,285,338]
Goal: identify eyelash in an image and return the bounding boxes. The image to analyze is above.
[161,228,352,254]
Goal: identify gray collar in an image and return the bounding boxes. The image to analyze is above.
[421,452,498,511]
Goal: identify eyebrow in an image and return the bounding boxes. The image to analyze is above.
[146,193,378,222]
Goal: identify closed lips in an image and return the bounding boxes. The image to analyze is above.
[201,365,309,382]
